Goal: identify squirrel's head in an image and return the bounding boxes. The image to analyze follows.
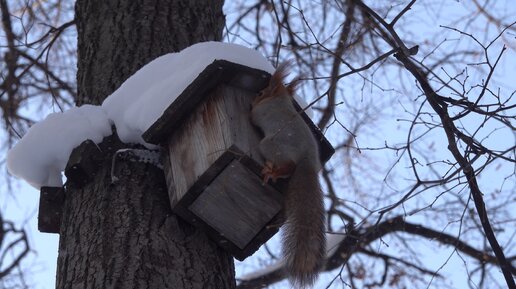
[252,61,300,107]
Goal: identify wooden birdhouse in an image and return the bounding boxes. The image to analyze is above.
[142,60,334,260]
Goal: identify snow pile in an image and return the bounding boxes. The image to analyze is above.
[7,105,112,188]
[325,232,346,257]
[102,42,275,144]
[7,42,275,189]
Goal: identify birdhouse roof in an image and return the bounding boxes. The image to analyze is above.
[142,60,334,164]
[142,60,270,144]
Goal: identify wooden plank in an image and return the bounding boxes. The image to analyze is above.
[143,59,333,165]
[221,85,264,162]
[291,100,335,164]
[171,145,285,260]
[38,186,65,234]
[172,147,239,213]
[189,160,282,249]
[165,90,229,203]
[65,139,103,187]
[161,146,178,205]
[142,60,270,144]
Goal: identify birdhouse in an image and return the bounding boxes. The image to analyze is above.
[142,60,334,260]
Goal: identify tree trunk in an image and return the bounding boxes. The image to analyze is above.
[75,0,225,105]
[56,1,232,288]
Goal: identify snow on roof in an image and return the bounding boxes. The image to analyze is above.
[7,42,275,189]
[102,41,275,145]
[6,105,112,188]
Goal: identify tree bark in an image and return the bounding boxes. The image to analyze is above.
[75,0,225,105]
[56,1,232,288]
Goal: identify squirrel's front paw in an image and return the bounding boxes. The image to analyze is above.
[261,161,276,184]
[261,160,295,184]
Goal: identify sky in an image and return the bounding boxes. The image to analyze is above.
[1,1,515,288]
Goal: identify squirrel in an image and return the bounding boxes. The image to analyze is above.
[251,62,326,288]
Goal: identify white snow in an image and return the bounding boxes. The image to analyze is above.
[102,41,275,145]
[6,105,112,188]
[7,41,314,189]
[239,259,285,281]
[325,232,346,257]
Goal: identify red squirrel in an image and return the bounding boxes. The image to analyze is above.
[251,62,326,288]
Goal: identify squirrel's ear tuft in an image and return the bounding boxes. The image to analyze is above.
[270,61,292,88]
[286,77,301,95]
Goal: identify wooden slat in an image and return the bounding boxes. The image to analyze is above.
[290,100,334,163]
[165,90,229,203]
[142,60,334,165]
[189,160,282,249]
[38,186,65,234]
[222,85,264,161]
[65,139,103,187]
[142,60,270,144]
[172,146,285,260]
[165,84,268,205]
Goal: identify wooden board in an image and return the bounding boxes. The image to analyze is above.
[163,85,267,205]
[38,186,65,233]
[291,100,335,164]
[142,60,270,145]
[172,146,285,260]
[141,59,334,163]
[64,139,103,187]
[163,87,232,204]
[189,160,282,249]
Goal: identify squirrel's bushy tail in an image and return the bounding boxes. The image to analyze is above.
[283,158,326,288]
